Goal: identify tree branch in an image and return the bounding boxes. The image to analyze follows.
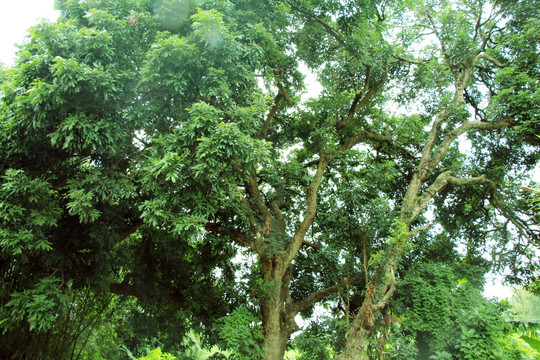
[302,240,321,251]
[391,54,427,66]
[478,52,505,68]
[446,176,539,243]
[337,129,392,153]
[121,219,143,241]
[204,222,259,253]
[285,0,371,67]
[258,91,283,139]
[408,170,453,221]
[432,117,514,165]
[284,155,330,266]
[521,186,540,196]
[286,0,347,48]
[109,282,186,306]
[277,81,294,106]
[336,72,387,131]
[410,224,433,237]
[293,278,358,314]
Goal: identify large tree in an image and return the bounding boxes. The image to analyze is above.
[0,0,538,359]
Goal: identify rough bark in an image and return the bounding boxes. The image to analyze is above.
[261,299,297,360]
[336,326,369,360]
[260,261,298,360]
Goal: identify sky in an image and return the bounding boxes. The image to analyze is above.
[0,0,59,66]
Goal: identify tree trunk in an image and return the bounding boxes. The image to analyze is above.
[261,301,293,360]
[336,320,369,360]
[260,259,298,360]
[337,225,403,359]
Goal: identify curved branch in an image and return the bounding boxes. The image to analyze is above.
[277,81,294,106]
[478,52,505,68]
[337,129,392,153]
[205,222,259,253]
[286,0,347,47]
[410,224,433,237]
[447,175,539,244]
[302,240,320,251]
[432,117,514,165]
[391,54,427,66]
[406,172,501,223]
[258,91,283,139]
[109,282,186,306]
[284,155,330,266]
[336,72,388,131]
[406,170,452,222]
[293,277,359,314]
[121,219,143,240]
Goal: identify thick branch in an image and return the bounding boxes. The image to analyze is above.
[286,0,347,47]
[286,0,371,67]
[243,174,276,247]
[521,186,540,196]
[403,171,449,224]
[109,282,139,298]
[464,89,486,120]
[293,278,358,314]
[432,117,514,165]
[372,276,397,312]
[337,129,392,153]
[336,73,387,131]
[294,284,340,314]
[391,54,427,66]
[121,219,143,241]
[410,224,433,237]
[258,92,283,139]
[420,107,452,167]
[277,82,294,106]
[407,172,496,222]
[109,282,186,306]
[284,155,330,265]
[478,52,505,68]
[446,173,495,188]
[245,174,269,216]
[302,240,321,251]
[204,222,259,253]
[448,176,539,243]
[337,92,364,131]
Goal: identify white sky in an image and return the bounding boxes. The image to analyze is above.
[0,0,59,66]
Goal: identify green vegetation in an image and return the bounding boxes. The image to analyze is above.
[0,0,538,359]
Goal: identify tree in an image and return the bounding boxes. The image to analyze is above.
[393,262,527,360]
[0,0,538,359]
[0,1,238,358]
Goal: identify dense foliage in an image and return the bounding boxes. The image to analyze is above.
[0,0,538,359]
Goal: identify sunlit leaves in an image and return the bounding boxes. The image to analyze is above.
[215,306,264,359]
[153,0,198,31]
[191,8,228,51]
[195,120,271,179]
[66,188,101,223]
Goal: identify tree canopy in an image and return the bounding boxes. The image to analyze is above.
[0,0,538,359]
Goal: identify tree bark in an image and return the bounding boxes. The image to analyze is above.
[261,298,296,360]
[260,259,298,360]
[336,327,369,360]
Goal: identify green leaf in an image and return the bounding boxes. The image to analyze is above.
[521,336,540,352]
